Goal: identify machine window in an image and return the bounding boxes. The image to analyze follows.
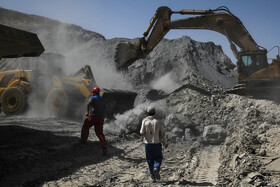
[242,56,252,66]
[254,53,268,67]
[0,74,14,87]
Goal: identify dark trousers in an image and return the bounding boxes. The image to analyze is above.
[81,116,106,149]
[145,143,163,179]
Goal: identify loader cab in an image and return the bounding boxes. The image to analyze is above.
[237,50,269,78]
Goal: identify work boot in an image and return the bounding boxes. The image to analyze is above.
[153,168,160,180]
[151,178,156,183]
[102,148,107,156]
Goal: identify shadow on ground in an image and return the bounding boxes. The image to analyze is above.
[0,125,123,186]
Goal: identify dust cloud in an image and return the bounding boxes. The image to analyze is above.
[150,72,180,94]
[23,25,134,118]
[104,100,168,134]
[64,39,133,91]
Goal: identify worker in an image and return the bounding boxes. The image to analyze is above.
[140,106,168,182]
[81,86,107,156]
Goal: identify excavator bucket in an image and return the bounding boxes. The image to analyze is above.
[0,24,44,59]
[114,42,141,71]
[101,89,137,119]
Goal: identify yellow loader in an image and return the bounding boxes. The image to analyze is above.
[0,24,136,118]
[0,24,44,115]
[46,64,137,119]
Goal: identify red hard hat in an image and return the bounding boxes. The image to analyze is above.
[92,86,100,93]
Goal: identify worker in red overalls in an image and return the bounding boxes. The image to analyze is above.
[81,86,107,156]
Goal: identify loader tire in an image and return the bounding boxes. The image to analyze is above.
[1,87,27,115]
[46,88,68,117]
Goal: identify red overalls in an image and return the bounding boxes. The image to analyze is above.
[81,116,106,149]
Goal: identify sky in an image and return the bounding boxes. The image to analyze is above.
[1,0,280,63]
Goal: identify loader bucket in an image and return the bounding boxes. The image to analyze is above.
[114,42,141,71]
[0,24,44,59]
[101,89,137,119]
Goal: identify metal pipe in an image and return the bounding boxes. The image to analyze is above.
[173,9,211,15]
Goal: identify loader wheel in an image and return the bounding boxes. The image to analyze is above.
[46,88,68,117]
[1,87,27,115]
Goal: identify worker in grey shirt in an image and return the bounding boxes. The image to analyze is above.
[140,106,168,182]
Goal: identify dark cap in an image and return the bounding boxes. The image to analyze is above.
[146,106,156,115]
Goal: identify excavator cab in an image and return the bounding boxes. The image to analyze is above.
[238,50,268,79]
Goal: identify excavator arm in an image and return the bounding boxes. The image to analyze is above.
[114,6,261,70]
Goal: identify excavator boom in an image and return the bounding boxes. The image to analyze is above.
[115,6,261,70]
[0,24,44,59]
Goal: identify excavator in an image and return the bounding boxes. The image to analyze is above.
[114,6,280,101]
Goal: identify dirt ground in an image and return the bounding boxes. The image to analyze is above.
[0,115,221,187]
[2,109,280,187]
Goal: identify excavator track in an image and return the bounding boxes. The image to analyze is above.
[225,80,280,102]
[190,146,220,186]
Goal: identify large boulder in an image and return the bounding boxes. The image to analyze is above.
[202,125,227,145]
[164,114,182,131]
